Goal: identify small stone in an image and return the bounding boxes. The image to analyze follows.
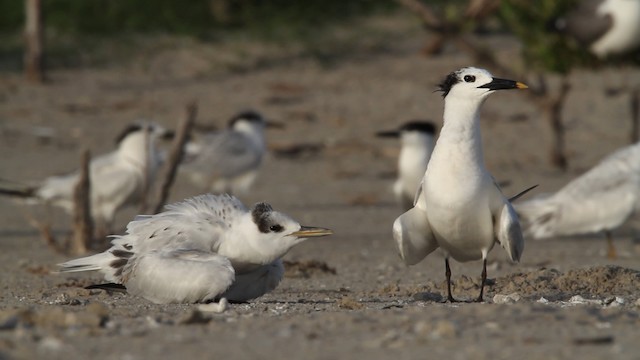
[338,296,363,310]
[37,336,64,352]
[604,296,625,308]
[492,293,521,304]
[537,297,549,304]
[569,295,587,304]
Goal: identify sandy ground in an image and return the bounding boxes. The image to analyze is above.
[1,18,640,360]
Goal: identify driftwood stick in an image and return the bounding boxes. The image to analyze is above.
[137,127,151,212]
[70,148,93,255]
[149,102,197,214]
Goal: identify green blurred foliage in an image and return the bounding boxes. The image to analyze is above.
[0,0,396,39]
[498,0,594,74]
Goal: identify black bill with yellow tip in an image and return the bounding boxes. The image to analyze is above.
[478,78,528,91]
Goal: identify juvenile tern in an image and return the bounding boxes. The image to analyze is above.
[58,194,332,304]
[515,142,640,258]
[182,111,268,195]
[392,67,528,302]
[377,121,437,211]
[0,122,172,232]
[554,0,640,58]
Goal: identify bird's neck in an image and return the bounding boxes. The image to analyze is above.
[118,133,159,171]
[434,96,486,167]
[219,216,289,272]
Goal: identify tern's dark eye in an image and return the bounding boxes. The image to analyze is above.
[269,224,284,232]
[464,75,476,83]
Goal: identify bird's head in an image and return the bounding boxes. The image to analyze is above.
[438,67,528,102]
[228,110,266,130]
[243,202,332,263]
[377,120,436,138]
[115,122,174,145]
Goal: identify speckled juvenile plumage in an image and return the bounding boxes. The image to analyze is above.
[59,194,332,304]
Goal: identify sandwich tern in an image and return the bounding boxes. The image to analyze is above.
[0,122,172,232]
[392,67,528,302]
[554,0,640,58]
[182,111,267,195]
[377,121,437,211]
[515,142,640,258]
[58,194,332,304]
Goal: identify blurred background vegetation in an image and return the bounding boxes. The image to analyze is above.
[2,0,633,72]
[0,0,397,38]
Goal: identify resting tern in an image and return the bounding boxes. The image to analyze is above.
[182,111,268,196]
[554,0,640,58]
[392,67,528,302]
[58,194,332,304]
[377,121,437,211]
[0,122,172,232]
[515,142,640,258]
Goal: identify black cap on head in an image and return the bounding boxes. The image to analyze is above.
[400,121,436,134]
[376,120,436,138]
[251,202,274,233]
[437,71,460,98]
[228,110,264,128]
[114,123,145,144]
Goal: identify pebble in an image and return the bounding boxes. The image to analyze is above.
[492,293,521,304]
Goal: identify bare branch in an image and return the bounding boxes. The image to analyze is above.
[149,102,197,214]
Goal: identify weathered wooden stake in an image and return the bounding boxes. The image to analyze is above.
[630,88,639,144]
[70,149,93,255]
[24,0,44,83]
[149,102,197,214]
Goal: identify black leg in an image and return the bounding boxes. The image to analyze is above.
[475,258,487,303]
[445,258,456,302]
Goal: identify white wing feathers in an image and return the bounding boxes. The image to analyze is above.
[392,207,438,265]
[494,202,524,262]
[126,249,234,304]
[186,131,262,179]
[123,194,247,254]
[516,143,640,238]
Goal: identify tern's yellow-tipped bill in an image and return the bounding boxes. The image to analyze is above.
[291,226,333,238]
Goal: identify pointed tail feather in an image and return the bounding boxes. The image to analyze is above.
[508,184,538,203]
[86,283,127,292]
[58,252,119,281]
